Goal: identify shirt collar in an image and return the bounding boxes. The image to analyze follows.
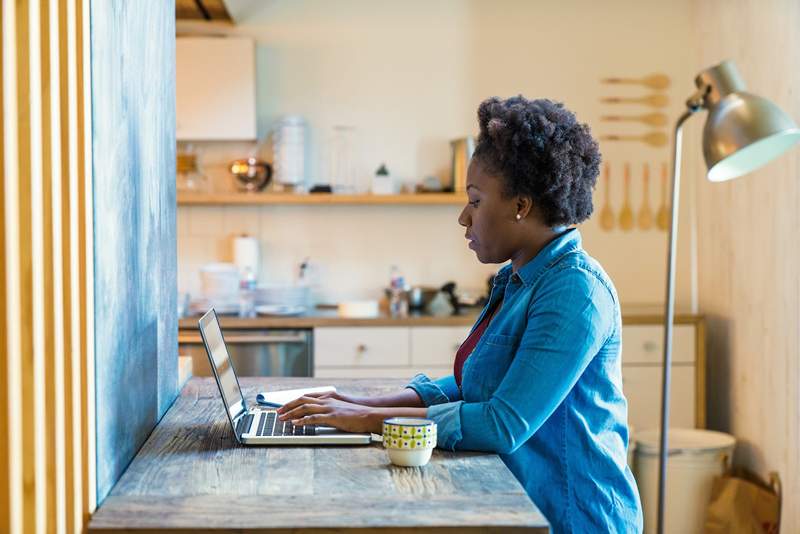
[494,227,582,287]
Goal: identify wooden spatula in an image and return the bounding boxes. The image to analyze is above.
[600,112,668,127]
[656,162,670,231]
[600,94,669,108]
[600,132,668,147]
[618,163,634,231]
[637,163,654,230]
[602,73,671,90]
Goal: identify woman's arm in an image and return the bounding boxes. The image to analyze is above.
[295,386,424,408]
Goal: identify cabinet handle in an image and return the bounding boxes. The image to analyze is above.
[356,344,367,353]
[643,341,658,351]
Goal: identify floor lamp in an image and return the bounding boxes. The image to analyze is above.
[658,59,800,533]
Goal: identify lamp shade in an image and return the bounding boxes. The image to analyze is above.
[697,61,800,182]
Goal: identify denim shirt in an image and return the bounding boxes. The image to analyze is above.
[407,228,642,533]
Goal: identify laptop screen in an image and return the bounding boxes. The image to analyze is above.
[199,309,245,420]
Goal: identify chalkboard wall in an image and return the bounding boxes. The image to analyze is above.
[90,0,177,503]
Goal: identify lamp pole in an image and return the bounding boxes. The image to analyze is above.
[657,90,705,534]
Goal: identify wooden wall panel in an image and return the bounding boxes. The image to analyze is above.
[693,0,800,530]
[2,0,95,532]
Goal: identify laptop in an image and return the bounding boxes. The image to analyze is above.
[199,308,372,445]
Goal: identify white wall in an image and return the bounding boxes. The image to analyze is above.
[693,0,800,529]
[179,0,700,307]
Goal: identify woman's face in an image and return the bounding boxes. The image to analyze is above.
[458,158,523,264]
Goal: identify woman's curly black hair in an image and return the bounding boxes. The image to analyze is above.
[473,96,601,227]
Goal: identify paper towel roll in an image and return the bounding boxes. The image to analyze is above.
[233,235,260,281]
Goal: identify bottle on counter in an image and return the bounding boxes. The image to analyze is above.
[388,265,408,318]
[238,266,257,318]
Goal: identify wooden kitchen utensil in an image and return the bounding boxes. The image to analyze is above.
[601,73,671,90]
[656,162,670,231]
[600,112,668,127]
[600,94,669,108]
[600,131,668,147]
[599,162,615,231]
[637,163,654,230]
[618,163,634,231]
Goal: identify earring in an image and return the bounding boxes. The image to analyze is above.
[516,214,522,221]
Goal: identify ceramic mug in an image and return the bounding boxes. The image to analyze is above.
[382,417,437,467]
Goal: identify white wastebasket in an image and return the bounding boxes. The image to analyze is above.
[634,428,735,534]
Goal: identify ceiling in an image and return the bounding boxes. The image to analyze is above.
[175,0,232,22]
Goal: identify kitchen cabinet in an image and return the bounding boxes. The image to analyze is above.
[313,316,706,431]
[314,327,410,368]
[176,36,256,140]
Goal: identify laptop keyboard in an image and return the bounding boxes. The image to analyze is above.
[238,411,316,437]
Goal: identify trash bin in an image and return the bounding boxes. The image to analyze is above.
[634,428,736,534]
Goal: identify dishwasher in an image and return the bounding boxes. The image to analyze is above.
[179,328,313,377]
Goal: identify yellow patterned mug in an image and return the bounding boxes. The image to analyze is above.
[382,418,437,467]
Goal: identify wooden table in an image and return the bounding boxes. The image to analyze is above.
[89,377,549,533]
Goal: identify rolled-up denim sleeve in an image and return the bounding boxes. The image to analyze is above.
[430,267,615,453]
[405,373,461,406]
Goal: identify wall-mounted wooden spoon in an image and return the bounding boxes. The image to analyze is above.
[600,131,668,148]
[602,73,671,90]
[637,163,654,230]
[618,163,634,231]
[656,162,670,231]
[600,112,668,127]
[599,162,615,231]
[600,94,669,108]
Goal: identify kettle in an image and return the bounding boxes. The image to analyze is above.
[450,136,475,192]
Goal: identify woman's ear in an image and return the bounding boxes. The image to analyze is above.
[516,196,533,220]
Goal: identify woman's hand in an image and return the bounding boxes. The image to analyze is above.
[276,395,380,433]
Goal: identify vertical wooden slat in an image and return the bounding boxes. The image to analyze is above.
[39,0,60,531]
[66,0,84,530]
[29,0,51,531]
[48,0,68,530]
[0,1,9,533]
[1,2,22,531]
[57,0,76,531]
[77,0,96,518]
[16,0,40,531]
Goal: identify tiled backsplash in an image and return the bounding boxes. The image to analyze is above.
[178,204,497,304]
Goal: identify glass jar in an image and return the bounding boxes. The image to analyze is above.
[176,145,208,193]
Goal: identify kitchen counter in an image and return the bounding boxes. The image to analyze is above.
[178,309,482,330]
[88,377,549,533]
[177,305,703,331]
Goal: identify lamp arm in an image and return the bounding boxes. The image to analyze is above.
[656,108,700,534]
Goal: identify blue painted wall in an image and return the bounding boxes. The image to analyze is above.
[91,0,177,503]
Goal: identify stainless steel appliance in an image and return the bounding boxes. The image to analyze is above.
[179,327,312,377]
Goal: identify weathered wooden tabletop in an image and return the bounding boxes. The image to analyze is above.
[89,377,549,533]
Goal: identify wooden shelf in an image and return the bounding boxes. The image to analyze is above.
[177,192,467,206]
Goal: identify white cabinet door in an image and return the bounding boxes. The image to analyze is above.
[410,326,471,367]
[314,327,410,367]
[314,366,451,380]
[622,365,696,431]
[176,37,256,140]
[622,324,695,365]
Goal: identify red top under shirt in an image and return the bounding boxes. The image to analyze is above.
[454,299,502,387]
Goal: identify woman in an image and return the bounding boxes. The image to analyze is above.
[277,96,643,533]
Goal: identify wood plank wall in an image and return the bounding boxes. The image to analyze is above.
[693,0,800,530]
[1,0,95,532]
